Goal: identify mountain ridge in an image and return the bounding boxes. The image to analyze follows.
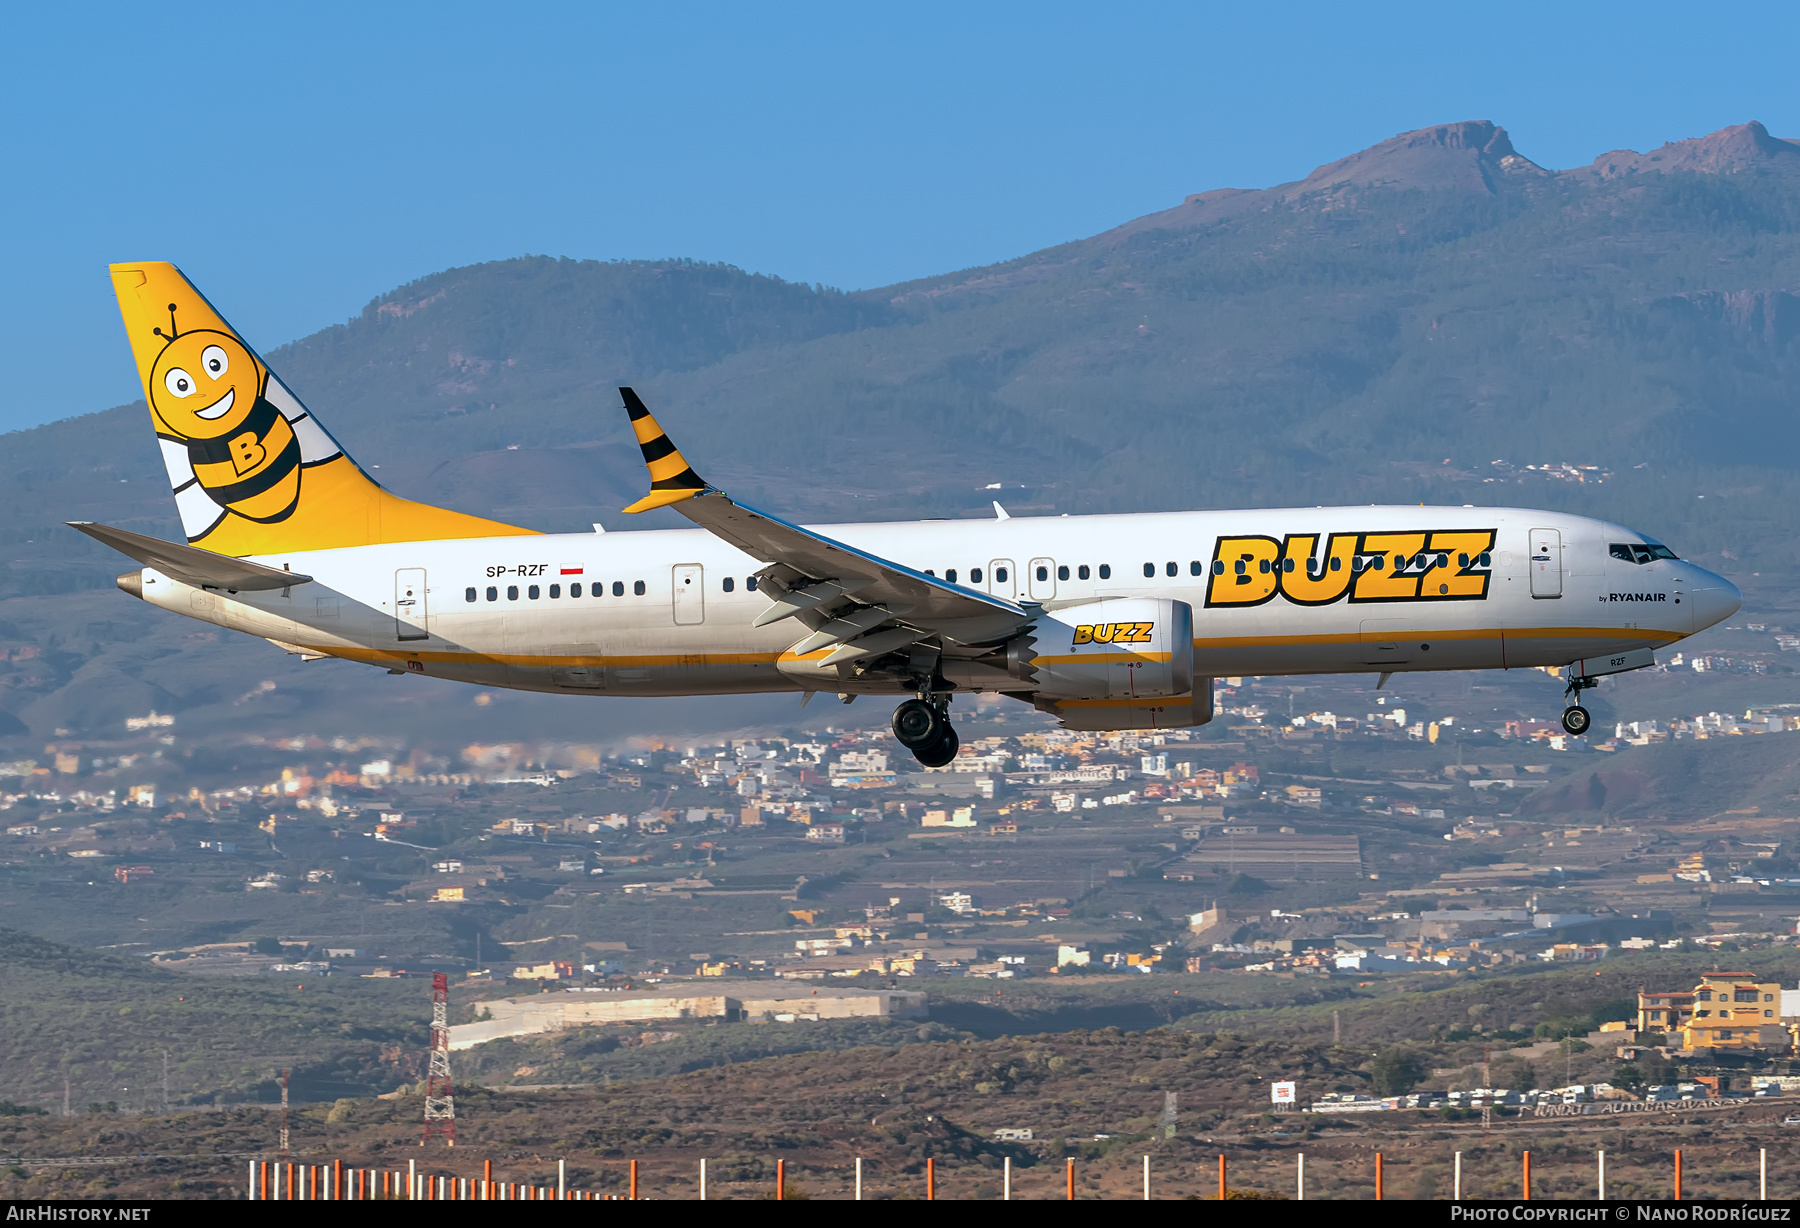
[6,118,1800,736]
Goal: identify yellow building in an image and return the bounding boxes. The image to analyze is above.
[1677,972,1786,1052]
[1637,989,1694,1034]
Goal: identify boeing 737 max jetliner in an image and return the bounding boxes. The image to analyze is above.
[76,263,1741,765]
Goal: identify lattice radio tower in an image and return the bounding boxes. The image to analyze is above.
[422,972,457,1145]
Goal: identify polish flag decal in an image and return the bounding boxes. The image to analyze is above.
[561,568,584,575]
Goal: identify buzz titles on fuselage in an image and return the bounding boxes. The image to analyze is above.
[1206,528,1497,608]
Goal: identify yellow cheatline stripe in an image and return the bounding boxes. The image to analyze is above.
[1192,626,1683,650]
[1053,696,1197,709]
[317,646,786,668]
[299,624,1679,671]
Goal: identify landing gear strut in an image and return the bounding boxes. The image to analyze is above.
[1561,673,1598,737]
[892,695,958,768]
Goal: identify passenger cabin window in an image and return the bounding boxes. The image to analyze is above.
[945,569,957,583]
[1190,561,1203,576]
[995,567,1007,583]
[464,587,477,602]
[486,586,498,602]
[612,581,625,597]
[971,567,983,583]
[723,577,735,592]
[1165,561,1177,577]
[1143,563,1155,578]
[1098,564,1111,580]
[549,584,560,598]
[747,576,758,592]
[1611,542,1679,564]
[633,580,646,596]
[571,583,583,597]
[1078,565,1090,580]
[528,585,540,600]
[1057,565,1069,581]
[507,585,519,600]
[1212,561,1224,576]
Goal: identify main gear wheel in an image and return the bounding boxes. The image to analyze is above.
[912,723,960,768]
[891,698,944,749]
[1561,705,1591,736]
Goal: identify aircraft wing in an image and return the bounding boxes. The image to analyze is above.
[617,388,1029,663]
[69,521,312,592]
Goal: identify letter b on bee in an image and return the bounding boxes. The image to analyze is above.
[229,431,267,475]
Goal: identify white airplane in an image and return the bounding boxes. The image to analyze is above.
[79,263,1740,765]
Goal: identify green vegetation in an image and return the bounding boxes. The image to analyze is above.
[0,927,429,1111]
[1370,1047,1426,1095]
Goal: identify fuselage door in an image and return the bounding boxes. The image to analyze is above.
[672,564,705,625]
[394,568,428,641]
[1359,619,1413,666]
[988,559,1017,600]
[1028,557,1057,602]
[1529,529,1563,598]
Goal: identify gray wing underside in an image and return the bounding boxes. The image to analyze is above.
[673,490,1030,662]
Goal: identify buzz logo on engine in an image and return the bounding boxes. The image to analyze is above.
[1071,621,1156,645]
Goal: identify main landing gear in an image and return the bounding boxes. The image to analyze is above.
[1561,673,1598,737]
[892,696,959,768]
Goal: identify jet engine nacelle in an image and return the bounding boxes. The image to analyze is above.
[1021,597,1194,701]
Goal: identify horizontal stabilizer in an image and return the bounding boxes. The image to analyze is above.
[69,522,312,591]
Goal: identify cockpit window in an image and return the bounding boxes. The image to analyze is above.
[1610,542,1680,565]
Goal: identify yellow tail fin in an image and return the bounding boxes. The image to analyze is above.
[109,262,537,554]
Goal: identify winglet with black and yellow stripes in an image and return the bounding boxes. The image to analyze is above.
[620,387,711,513]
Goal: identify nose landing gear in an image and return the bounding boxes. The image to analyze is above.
[1561,673,1598,736]
[892,695,959,768]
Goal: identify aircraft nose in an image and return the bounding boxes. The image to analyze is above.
[1685,567,1742,633]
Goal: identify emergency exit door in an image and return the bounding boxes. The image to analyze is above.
[1529,529,1562,598]
[672,564,705,625]
[987,559,1017,600]
[395,568,428,640]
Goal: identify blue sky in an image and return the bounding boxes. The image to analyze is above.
[4,0,1799,433]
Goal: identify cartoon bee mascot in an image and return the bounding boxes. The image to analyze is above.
[142,302,342,544]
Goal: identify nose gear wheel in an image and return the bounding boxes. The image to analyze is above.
[1560,672,1598,737]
